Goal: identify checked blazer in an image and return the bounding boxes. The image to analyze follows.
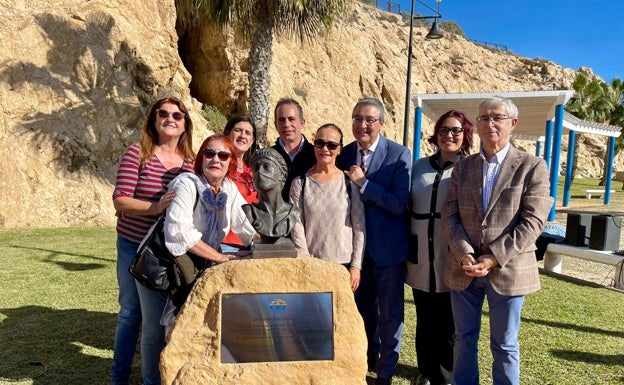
[441,146,553,296]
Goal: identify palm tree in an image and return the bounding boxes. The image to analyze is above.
[566,73,609,181]
[567,73,608,122]
[610,103,624,190]
[613,103,624,189]
[176,0,347,146]
[598,78,624,187]
[567,74,624,186]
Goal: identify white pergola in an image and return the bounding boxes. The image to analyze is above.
[410,90,622,220]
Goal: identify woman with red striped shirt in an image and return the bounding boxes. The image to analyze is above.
[111,97,194,385]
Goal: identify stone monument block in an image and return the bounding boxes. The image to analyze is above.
[160,256,367,385]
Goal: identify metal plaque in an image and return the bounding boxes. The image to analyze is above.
[220,293,334,363]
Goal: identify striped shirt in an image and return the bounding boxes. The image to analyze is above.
[113,143,194,243]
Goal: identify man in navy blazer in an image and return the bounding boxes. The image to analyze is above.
[338,98,411,385]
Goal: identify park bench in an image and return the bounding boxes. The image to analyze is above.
[584,189,615,199]
[543,242,624,289]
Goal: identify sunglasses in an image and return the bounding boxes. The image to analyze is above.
[203,148,231,161]
[157,109,185,121]
[314,139,341,151]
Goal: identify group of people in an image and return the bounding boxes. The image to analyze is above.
[111,94,553,385]
[111,97,259,385]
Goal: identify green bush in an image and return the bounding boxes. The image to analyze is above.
[440,21,465,37]
[202,104,227,132]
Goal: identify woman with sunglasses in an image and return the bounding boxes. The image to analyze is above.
[111,97,195,385]
[221,115,259,254]
[161,134,257,321]
[406,110,473,385]
[289,124,365,292]
[129,134,255,383]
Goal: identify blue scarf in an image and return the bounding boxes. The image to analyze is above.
[185,173,228,249]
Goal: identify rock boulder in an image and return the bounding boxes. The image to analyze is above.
[161,257,367,385]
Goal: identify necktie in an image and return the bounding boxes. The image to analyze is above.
[359,149,368,174]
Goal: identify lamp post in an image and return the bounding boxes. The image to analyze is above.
[402,0,443,148]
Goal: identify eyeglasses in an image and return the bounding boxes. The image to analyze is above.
[157,109,185,121]
[438,127,464,136]
[352,116,380,126]
[314,139,341,151]
[202,149,231,161]
[476,115,513,124]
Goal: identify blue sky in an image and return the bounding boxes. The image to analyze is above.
[389,0,623,82]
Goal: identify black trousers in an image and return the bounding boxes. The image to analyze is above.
[413,288,455,385]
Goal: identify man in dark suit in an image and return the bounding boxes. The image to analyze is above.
[271,98,316,202]
[441,97,553,385]
[338,97,411,385]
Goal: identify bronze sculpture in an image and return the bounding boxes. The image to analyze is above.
[242,148,301,244]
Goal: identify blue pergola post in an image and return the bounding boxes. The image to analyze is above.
[412,106,423,162]
[562,130,576,207]
[548,105,565,221]
[544,120,553,168]
[604,136,616,204]
[535,139,542,157]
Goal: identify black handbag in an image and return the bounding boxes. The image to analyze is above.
[129,191,201,292]
[129,214,182,291]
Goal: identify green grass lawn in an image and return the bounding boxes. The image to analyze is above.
[0,227,136,385]
[556,176,624,201]
[0,225,623,385]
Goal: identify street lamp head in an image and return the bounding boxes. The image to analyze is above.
[426,18,443,39]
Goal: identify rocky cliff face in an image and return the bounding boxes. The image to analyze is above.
[0,1,619,228]
[0,0,211,228]
[183,4,579,143]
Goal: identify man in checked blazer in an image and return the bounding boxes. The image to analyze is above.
[338,98,411,385]
[441,96,553,385]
